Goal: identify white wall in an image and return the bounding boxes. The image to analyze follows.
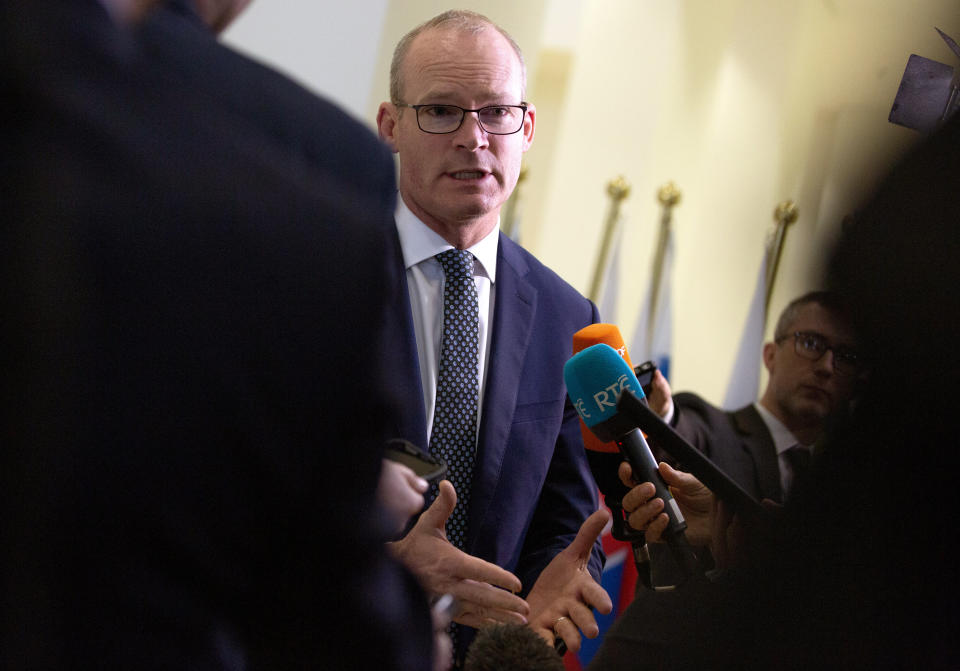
[222,0,389,124]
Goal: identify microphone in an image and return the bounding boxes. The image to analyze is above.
[572,325,634,496]
[616,391,767,521]
[564,343,699,582]
[571,324,650,585]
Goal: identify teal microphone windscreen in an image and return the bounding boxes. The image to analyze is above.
[563,344,646,441]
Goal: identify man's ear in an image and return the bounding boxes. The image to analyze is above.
[376,103,400,153]
[762,342,777,375]
[521,102,536,152]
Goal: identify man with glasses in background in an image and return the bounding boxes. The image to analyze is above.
[376,10,606,667]
[618,291,860,590]
[642,291,861,507]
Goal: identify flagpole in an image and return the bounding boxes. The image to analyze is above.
[764,200,798,316]
[646,182,681,345]
[588,176,631,303]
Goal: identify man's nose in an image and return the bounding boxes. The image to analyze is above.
[453,112,489,150]
[813,349,836,375]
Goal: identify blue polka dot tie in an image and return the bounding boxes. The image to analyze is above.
[429,249,480,551]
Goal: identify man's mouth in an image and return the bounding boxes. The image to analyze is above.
[449,170,486,180]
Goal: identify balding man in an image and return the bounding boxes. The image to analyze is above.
[376,10,606,665]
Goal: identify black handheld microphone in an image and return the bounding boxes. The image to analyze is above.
[616,391,768,522]
[563,344,700,582]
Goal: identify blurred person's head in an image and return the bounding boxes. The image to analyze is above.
[464,624,563,671]
[190,0,253,34]
[760,291,858,444]
[778,115,960,668]
[99,0,161,23]
[101,0,250,30]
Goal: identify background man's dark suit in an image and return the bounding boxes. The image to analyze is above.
[2,2,431,669]
[385,230,605,595]
[671,392,783,503]
[644,393,781,587]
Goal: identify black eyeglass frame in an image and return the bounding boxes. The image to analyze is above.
[394,102,529,135]
[775,330,860,375]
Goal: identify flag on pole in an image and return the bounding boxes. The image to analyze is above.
[628,227,674,380]
[596,219,623,323]
[722,250,767,409]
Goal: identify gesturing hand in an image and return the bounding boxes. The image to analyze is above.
[388,480,530,628]
[525,508,613,654]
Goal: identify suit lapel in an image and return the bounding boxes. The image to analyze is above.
[733,405,782,502]
[384,224,428,447]
[467,236,537,550]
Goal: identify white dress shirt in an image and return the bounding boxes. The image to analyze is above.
[394,198,499,448]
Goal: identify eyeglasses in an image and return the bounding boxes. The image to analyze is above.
[395,103,528,135]
[776,331,859,376]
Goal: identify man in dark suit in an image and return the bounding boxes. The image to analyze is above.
[643,291,860,505]
[1,1,434,669]
[374,9,605,663]
[618,291,859,588]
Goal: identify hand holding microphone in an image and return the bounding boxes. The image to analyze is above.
[619,460,716,547]
[564,341,700,582]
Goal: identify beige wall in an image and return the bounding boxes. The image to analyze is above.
[523,0,958,401]
[228,0,960,403]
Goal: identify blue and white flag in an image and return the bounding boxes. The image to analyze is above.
[722,251,767,410]
[596,218,623,324]
[629,227,673,380]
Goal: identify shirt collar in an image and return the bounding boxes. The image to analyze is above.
[753,402,804,456]
[395,197,499,282]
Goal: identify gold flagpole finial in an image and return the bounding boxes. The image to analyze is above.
[773,200,799,225]
[657,181,682,209]
[589,177,632,302]
[607,176,631,202]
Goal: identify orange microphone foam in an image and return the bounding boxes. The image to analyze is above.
[572,323,634,454]
[572,323,633,368]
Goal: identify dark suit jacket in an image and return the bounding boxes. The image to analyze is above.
[384,229,605,595]
[671,392,784,503]
[2,2,431,669]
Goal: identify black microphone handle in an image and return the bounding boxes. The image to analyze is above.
[617,429,700,581]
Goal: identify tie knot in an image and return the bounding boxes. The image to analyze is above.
[437,249,474,279]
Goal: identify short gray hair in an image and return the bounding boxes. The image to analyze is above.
[389,10,527,104]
